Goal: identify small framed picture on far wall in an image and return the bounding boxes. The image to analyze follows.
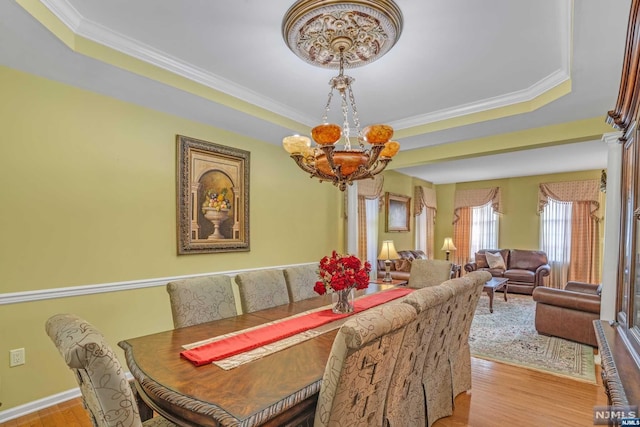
[385,192,411,232]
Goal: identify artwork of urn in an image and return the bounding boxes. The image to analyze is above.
[202,207,229,240]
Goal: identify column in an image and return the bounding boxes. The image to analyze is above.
[600,131,623,321]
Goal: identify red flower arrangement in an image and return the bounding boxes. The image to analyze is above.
[314,251,372,295]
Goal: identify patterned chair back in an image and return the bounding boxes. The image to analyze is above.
[314,302,417,427]
[46,314,141,427]
[385,285,454,427]
[235,269,290,313]
[283,264,319,302]
[444,271,491,398]
[408,259,453,288]
[166,275,237,328]
[419,282,458,426]
[45,314,175,427]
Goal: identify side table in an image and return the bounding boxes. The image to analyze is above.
[483,277,509,313]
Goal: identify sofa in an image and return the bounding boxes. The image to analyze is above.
[464,249,550,294]
[376,250,427,281]
[532,281,602,347]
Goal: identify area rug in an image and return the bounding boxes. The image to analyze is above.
[469,293,596,383]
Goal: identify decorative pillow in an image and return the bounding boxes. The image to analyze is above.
[485,251,506,269]
[394,259,412,272]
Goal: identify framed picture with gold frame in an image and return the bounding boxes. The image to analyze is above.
[385,192,411,232]
[177,135,250,254]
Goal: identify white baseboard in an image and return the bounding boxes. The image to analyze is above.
[0,387,81,423]
[0,373,138,423]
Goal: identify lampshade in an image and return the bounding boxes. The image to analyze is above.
[441,237,457,252]
[378,240,400,260]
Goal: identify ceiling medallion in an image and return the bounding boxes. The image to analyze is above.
[281,0,404,191]
[282,0,403,69]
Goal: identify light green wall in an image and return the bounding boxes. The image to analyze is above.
[0,65,607,414]
[376,170,432,251]
[0,66,342,411]
[434,170,604,262]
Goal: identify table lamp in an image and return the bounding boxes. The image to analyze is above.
[378,240,400,282]
[441,237,457,261]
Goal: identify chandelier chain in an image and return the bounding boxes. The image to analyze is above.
[347,85,363,148]
[341,90,351,150]
[322,87,334,124]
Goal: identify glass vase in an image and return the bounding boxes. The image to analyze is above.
[332,288,355,314]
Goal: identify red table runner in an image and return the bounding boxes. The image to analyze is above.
[181,287,413,366]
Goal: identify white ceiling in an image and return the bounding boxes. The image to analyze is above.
[0,0,630,184]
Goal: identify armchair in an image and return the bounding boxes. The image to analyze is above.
[532,281,602,347]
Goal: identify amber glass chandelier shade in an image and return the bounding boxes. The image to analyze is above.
[311,124,342,145]
[380,141,400,158]
[316,151,368,177]
[363,124,394,144]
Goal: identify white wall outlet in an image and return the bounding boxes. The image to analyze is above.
[9,348,25,367]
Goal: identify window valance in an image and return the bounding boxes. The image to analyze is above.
[357,175,384,199]
[414,186,437,216]
[453,187,502,224]
[538,180,600,220]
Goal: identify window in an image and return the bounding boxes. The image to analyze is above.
[365,198,379,277]
[469,202,499,258]
[415,209,427,254]
[540,198,572,263]
[537,180,601,286]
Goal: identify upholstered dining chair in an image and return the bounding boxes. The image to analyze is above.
[45,314,176,427]
[166,275,237,328]
[385,284,454,427]
[235,269,290,313]
[443,271,491,399]
[408,259,453,288]
[283,264,319,302]
[419,280,458,427]
[314,302,417,427]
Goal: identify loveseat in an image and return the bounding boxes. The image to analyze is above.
[464,249,550,294]
[532,281,601,346]
[376,250,427,281]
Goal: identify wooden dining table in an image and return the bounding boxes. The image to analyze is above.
[118,283,396,427]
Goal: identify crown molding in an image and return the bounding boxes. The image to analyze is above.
[38,0,573,131]
[390,69,571,130]
[390,0,573,130]
[38,0,315,126]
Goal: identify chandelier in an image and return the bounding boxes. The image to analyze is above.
[281,0,403,191]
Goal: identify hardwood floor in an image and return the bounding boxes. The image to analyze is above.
[433,358,607,427]
[3,357,606,427]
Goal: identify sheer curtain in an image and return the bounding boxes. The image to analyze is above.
[415,210,427,253]
[355,176,384,278]
[470,202,499,257]
[414,186,437,258]
[540,198,572,288]
[365,198,379,278]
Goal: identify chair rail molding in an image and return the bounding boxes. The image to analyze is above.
[0,262,315,305]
